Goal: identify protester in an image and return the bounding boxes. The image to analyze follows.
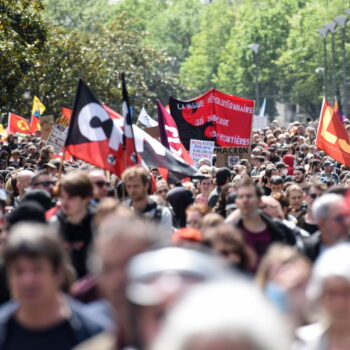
[295,243,350,349]
[207,167,231,208]
[151,279,292,350]
[122,166,173,234]
[303,193,350,261]
[50,172,95,278]
[1,222,104,349]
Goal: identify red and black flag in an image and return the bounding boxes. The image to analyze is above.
[121,73,139,168]
[65,79,126,176]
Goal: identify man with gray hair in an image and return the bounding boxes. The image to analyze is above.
[303,193,350,261]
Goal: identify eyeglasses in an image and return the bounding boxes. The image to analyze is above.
[95,181,109,188]
[309,193,320,199]
[33,181,55,187]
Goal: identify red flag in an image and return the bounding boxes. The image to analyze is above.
[157,100,194,165]
[7,113,32,135]
[121,73,139,168]
[65,80,127,176]
[316,98,350,167]
[30,115,41,133]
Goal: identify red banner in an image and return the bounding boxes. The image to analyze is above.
[316,98,350,167]
[169,89,254,149]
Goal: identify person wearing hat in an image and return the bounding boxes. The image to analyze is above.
[321,160,339,184]
[208,167,231,208]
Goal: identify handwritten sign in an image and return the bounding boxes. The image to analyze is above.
[189,139,215,168]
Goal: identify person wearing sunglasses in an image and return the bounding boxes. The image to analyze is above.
[31,170,56,196]
[303,193,350,262]
[297,181,327,235]
[88,169,110,204]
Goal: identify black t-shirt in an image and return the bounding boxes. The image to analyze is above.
[3,316,77,350]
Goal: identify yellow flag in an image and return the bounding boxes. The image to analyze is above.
[32,96,46,117]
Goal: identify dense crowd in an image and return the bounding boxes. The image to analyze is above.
[0,118,350,349]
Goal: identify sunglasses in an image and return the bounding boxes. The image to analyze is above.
[95,181,109,188]
[309,193,320,199]
[34,181,55,187]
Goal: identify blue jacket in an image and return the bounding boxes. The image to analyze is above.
[0,296,105,348]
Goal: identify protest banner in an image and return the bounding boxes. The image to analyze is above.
[215,147,251,168]
[169,89,254,149]
[189,139,215,167]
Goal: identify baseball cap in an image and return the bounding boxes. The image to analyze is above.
[323,161,334,167]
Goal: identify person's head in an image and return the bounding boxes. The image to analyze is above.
[150,167,160,179]
[30,170,55,195]
[126,247,224,349]
[310,159,321,173]
[304,181,327,212]
[202,224,251,271]
[260,196,284,220]
[151,279,291,350]
[293,166,306,184]
[155,180,170,201]
[88,169,109,200]
[94,214,161,308]
[300,144,309,155]
[4,222,68,307]
[59,172,93,218]
[312,194,349,245]
[39,146,54,163]
[270,175,284,194]
[235,178,263,217]
[198,177,213,196]
[214,168,231,187]
[307,243,350,323]
[286,184,303,211]
[254,156,265,168]
[186,205,211,230]
[323,160,335,174]
[122,166,151,203]
[198,158,211,168]
[16,170,34,195]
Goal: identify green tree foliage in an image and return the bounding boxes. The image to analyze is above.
[42,0,115,31]
[179,0,236,93]
[7,15,183,119]
[276,0,350,118]
[214,0,305,115]
[0,0,47,113]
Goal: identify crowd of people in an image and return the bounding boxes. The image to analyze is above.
[0,118,350,349]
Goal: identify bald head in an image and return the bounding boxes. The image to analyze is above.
[16,170,34,196]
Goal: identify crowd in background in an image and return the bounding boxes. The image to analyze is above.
[1,118,350,349]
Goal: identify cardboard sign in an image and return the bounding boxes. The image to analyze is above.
[47,108,71,155]
[215,147,251,167]
[47,123,69,154]
[189,139,215,167]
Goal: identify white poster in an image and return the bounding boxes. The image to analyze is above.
[189,139,215,168]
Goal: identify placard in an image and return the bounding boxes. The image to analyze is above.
[215,147,251,167]
[253,115,268,130]
[189,139,215,167]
